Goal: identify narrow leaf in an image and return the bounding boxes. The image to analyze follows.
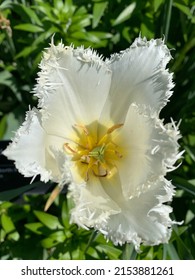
[112,2,136,26]
[14,23,44,33]
[164,243,180,260]
[0,182,42,201]
[172,176,195,196]
[92,2,108,28]
[12,3,43,26]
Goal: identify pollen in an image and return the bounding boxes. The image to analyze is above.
[63,122,123,181]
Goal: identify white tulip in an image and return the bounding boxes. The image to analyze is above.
[3,37,183,251]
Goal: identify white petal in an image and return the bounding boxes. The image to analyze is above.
[114,103,182,198]
[100,37,173,123]
[115,103,153,197]
[47,147,72,186]
[34,41,112,139]
[3,109,51,182]
[70,170,175,250]
[69,176,120,229]
[96,177,175,250]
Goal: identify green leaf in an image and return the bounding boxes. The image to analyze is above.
[0,70,17,94]
[7,231,20,241]
[0,0,12,10]
[184,145,195,162]
[1,213,20,241]
[162,0,173,42]
[96,244,122,259]
[1,213,15,234]
[15,45,38,59]
[0,115,7,139]
[92,1,108,28]
[84,246,99,259]
[71,16,91,30]
[34,1,53,19]
[0,228,6,242]
[34,210,63,230]
[53,0,64,10]
[64,0,74,14]
[173,2,193,18]
[12,3,43,26]
[172,176,195,196]
[40,232,66,249]
[121,243,137,260]
[112,2,136,26]
[0,182,40,201]
[14,23,44,33]
[61,200,70,229]
[122,26,131,42]
[41,237,59,248]
[25,222,46,235]
[154,0,164,12]
[163,243,180,260]
[175,233,194,259]
[48,231,66,242]
[144,247,155,260]
[88,31,112,39]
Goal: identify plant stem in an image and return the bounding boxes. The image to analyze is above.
[84,230,97,255]
[163,0,173,42]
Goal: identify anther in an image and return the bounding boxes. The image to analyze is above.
[107,123,123,134]
[74,124,89,135]
[63,143,77,153]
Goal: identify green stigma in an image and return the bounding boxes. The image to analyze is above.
[88,144,106,162]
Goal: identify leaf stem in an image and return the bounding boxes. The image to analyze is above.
[84,230,97,255]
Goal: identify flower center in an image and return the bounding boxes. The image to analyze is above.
[63,123,123,181]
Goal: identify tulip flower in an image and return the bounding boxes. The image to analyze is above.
[3,37,183,250]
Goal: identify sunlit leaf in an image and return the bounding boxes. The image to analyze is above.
[1,213,20,241]
[0,0,12,10]
[41,237,59,248]
[112,2,136,26]
[1,213,15,233]
[25,222,46,235]
[48,231,66,242]
[34,210,63,230]
[92,1,108,28]
[0,115,7,139]
[14,23,44,33]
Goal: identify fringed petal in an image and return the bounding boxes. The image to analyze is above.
[3,109,51,182]
[100,37,173,124]
[34,40,112,139]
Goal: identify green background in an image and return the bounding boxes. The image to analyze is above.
[0,0,195,260]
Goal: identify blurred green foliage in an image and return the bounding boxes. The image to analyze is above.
[0,0,195,259]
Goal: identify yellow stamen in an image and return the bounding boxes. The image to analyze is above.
[64,143,77,154]
[63,122,123,181]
